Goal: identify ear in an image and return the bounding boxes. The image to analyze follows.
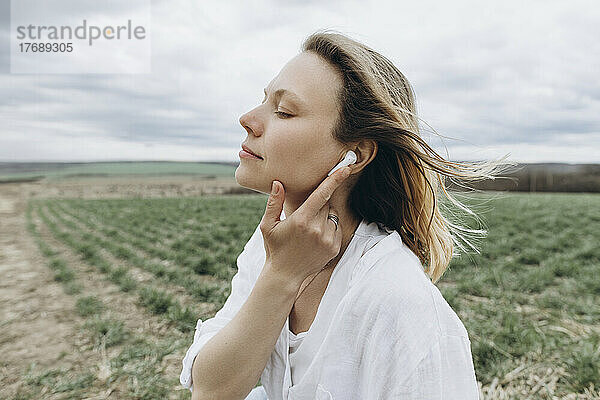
[350,140,378,174]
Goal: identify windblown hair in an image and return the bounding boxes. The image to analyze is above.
[302,30,516,284]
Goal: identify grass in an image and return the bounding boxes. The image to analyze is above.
[23,365,96,395]
[20,202,190,399]
[75,295,106,317]
[138,286,175,315]
[437,192,600,396]
[36,203,196,329]
[82,316,130,348]
[20,191,600,398]
[564,334,600,391]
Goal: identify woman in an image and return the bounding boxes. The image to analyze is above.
[180,30,510,399]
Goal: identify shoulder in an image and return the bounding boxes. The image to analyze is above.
[344,244,473,377]
[347,241,467,343]
[350,243,435,320]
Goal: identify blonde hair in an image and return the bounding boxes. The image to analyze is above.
[302,29,516,283]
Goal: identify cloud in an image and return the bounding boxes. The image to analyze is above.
[0,0,598,163]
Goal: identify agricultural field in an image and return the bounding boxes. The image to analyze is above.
[1,176,599,399]
[0,161,237,183]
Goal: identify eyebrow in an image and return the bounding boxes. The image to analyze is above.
[263,87,307,109]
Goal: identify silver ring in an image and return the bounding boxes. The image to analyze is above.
[327,213,339,231]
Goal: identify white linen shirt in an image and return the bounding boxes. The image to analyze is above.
[180,209,480,399]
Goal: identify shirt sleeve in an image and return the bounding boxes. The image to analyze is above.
[354,252,480,400]
[359,316,480,399]
[392,334,480,399]
[179,224,264,393]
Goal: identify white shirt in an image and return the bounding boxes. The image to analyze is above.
[288,329,308,386]
[287,216,391,389]
[180,209,480,399]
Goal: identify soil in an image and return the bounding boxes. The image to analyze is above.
[0,176,242,399]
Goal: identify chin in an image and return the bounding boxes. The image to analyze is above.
[235,166,268,195]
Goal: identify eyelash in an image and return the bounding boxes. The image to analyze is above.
[262,94,292,118]
[275,111,292,118]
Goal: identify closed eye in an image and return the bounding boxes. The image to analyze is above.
[275,111,292,118]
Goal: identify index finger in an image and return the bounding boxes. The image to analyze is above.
[297,167,352,219]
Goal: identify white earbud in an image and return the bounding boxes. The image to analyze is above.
[327,150,357,176]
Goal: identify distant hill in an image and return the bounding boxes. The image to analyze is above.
[450,162,600,193]
[1,161,598,192]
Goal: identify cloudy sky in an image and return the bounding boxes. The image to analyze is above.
[1,0,598,163]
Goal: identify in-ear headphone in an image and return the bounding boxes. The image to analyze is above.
[327,150,357,176]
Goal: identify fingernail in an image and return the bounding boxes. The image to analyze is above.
[271,181,278,195]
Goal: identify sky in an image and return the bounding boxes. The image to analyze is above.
[0,0,598,163]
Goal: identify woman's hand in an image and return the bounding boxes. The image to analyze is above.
[259,166,352,286]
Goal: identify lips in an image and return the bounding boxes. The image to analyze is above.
[241,144,263,159]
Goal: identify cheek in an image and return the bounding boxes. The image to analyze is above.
[263,119,339,190]
[265,148,332,195]
[266,123,313,164]
[268,118,333,158]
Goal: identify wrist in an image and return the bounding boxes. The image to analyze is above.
[262,261,304,296]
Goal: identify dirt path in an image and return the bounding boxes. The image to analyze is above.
[0,182,109,398]
[0,180,212,399]
[0,177,242,399]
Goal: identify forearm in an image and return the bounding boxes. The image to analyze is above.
[191,262,301,400]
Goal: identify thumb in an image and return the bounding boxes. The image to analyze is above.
[262,180,284,231]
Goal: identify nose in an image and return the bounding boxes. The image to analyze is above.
[239,109,263,137]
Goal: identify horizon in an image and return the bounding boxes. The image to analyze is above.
[0,159,597,166]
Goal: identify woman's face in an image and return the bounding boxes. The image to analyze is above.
[236,51,349,201]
